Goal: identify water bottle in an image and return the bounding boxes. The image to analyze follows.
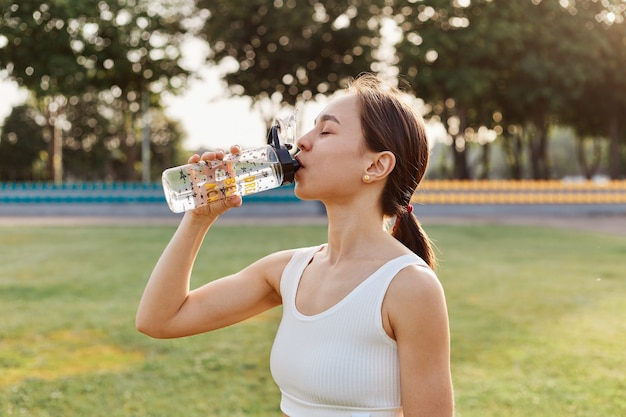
[161,115,300,213]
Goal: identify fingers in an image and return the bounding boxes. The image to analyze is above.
[190,194,242,220]
[190,145,241,165]
[185,145,243,218]
[212,194,242,213]
[200,149,225,162]
[229,144,242,155]
[225,195,243,209]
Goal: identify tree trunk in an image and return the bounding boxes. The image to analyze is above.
[452,107,471,180]
[576,136,602,180]
[451,140,470,179]
[500,131,523,180]
[608,114,621,179]
[477,142,491,180]
[45,122,55,182]
[42,97,65,183]
[52,116,63,185]
[529,116,551,180]
[120,107,138,181]
[141,89,151,184]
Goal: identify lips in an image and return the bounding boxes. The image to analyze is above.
[295,155,305,169]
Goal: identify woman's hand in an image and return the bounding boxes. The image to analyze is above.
[187,145,243,219]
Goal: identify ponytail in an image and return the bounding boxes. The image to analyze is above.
[392,211,436,269]
[348,74,435,267]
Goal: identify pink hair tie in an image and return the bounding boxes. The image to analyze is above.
[406,205,413,214]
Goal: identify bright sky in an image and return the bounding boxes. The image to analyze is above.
[0,75,28,126]
[162,68,268,151]
[161,66,328,151]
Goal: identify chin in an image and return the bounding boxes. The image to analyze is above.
[293,182,305,199]
[293,182,314,201]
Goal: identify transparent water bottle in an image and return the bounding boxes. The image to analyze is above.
[161,114,299,213]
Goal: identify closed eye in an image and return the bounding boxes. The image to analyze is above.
[319,122,335,136]
[313,113,341,136]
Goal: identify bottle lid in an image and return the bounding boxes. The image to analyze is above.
[267,115,300,185]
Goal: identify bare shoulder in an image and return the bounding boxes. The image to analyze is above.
[251,247,298,268]
[388,263,445,304]
[243,247,302,294]
[384,264,449,337]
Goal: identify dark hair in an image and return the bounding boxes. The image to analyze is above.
[349,74,436,268]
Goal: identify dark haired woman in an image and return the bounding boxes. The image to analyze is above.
[137,74,454,417]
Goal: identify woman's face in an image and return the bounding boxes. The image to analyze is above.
[294,93,376,202]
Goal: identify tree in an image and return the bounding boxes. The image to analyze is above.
[499,0,615,179]
[392,0,625,180]
[0,0,191,182]
[0,105,47,181]
[1,1,87,182]
[194,0,386,127]
[79,0,191,180]
[562,0,626,179]
[393,0,512,179]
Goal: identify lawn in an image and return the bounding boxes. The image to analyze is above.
[0,221,624,416]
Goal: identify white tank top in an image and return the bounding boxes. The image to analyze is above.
[270,245,429,417]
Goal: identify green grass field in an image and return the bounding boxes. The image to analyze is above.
[0,221,624,416]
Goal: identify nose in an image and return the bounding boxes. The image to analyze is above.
[296,128,313,151]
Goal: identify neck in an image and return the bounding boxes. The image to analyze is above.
[322,199,390,264]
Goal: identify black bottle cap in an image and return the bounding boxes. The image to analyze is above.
[267,125,300,185]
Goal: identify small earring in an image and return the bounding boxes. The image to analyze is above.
[363,174,370,182]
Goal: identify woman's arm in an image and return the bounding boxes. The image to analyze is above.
[136,210,291,338]
[136,149,288,339]
[387,266,454,417]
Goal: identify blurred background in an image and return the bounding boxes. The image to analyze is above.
[1,0,625,185]
[1,4,626,416]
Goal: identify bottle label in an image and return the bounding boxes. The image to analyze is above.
[161,144,282,213]
[201,173,237,204]
[243,175,258,194]
[183,160,235,206]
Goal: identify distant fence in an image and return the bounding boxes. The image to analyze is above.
[413,180,626,205]
[0,181,300,205]
[1,180,626,205]
[0,182,164,204]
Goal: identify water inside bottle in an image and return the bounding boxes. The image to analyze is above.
[162,147,283,213]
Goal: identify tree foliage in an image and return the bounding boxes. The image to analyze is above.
[192,0,626,179]
[0,105,47,181]
[1,0,625,181]
[195,0,386,123]
[0,0,191,181]
[0,0,190,97]
[392,0,626,179]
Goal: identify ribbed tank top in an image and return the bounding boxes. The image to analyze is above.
[270,245,429,417]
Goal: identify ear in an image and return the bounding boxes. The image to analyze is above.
[364,151,396,182]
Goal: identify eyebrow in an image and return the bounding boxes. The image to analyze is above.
[314,114,341,125]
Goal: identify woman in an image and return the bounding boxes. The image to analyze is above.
[136,74,454,417]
